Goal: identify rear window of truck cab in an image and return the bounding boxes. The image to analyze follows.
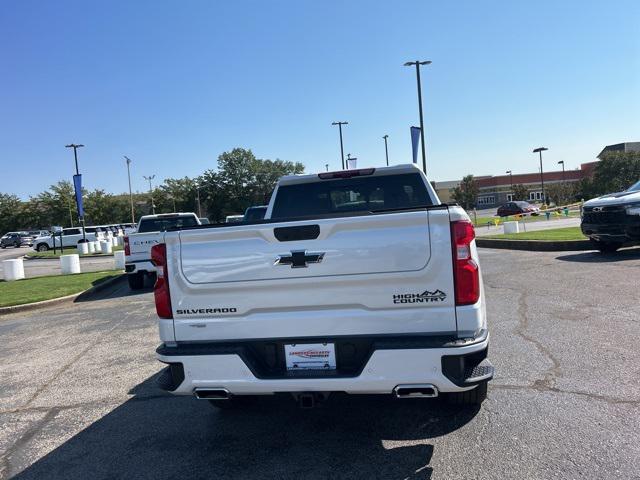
[138,215,199,233]
[271,173,432,219]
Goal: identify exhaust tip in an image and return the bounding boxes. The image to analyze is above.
[394,384,438,398]
[193,388,230,400]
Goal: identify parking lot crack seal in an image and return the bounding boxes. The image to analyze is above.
[20,312,131,409]
[490,383,640,406]
[0,408,59,480]
[515,289,562,390]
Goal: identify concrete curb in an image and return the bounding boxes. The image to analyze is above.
[0,273,125,316]
[476,238,593,252]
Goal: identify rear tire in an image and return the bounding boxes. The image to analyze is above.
[445,382,488,406]
[37,243,49,252]
[591,240,621,253]
[127,272,145,290]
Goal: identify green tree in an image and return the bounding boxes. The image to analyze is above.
[511,184,528,201]
[0,193,22,234]
[451,175,479,209]
[579,151,640,199]
[546,182,576,205]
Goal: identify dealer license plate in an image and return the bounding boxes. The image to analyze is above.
[284,343,336,371]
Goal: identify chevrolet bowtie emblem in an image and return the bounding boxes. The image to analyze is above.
[275,250,325,268]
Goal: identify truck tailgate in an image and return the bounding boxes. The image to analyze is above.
[168,208,457,340]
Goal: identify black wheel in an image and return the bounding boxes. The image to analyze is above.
[445,382,488,406]
[591,240,621,253]
[127,272,145,290]
[0,244,5,249]
[14,242,21,248]
[37,243,49,252]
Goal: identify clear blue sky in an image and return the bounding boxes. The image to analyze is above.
[1,0,639,199]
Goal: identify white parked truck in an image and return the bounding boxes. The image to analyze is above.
[124,213,200,290]
[153,165,493,408]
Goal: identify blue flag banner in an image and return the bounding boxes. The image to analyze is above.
[410,126,421,164]
[73,174,84,218]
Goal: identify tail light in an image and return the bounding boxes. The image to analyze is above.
[124,236,130,256]
[151,243,173,319]
[451,220,480,306]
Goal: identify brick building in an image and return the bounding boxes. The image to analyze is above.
[433,142,640,208]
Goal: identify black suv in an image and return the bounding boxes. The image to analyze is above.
[581,179,640,253]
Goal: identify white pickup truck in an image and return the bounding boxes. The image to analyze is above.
[153,164,493,408]
[124,213,200,290]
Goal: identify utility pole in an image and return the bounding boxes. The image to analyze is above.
[143,175,156,214]
[404,60,431,174]
[124,156,135,223]
[383,135,389,166]
[533,147,548,204]
[65,143,86,242]
[332,121,348,170]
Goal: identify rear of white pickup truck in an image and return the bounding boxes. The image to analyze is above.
[154,164,493,407]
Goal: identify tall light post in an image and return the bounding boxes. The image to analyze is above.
[533,147,548,204]
[124,156,135,223]
[65,143,86,242]
[506,170,513,192]
[195,184,202,218]
[325,164,329,172]
[383,135,389,166]
[557,160,565,182]
[404,60,431,174]
[143,175,156,214]
[331,121,348,170]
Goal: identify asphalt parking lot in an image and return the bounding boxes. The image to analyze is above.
[1,248,639,479]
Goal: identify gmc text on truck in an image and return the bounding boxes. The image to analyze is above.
[153,164,494,408]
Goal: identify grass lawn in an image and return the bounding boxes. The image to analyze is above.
[471,211,579,227]
[25,245,123,259]
[0,271,120,307]
[485,226,587,241]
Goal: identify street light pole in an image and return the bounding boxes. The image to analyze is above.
[124,156,135,224]
[383,135,389,166]
[196,185,202,218]
[65,143,86,241]
[506,170,513,190]
[143,175,156,214]
[558,160,565,182]
[404,60,431,174]
[533,147,548,204]
[332,121,348,170]
[325,164,329,172]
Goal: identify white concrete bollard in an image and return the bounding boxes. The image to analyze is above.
[503,221,520,234]
[77,242,89,255]
[60,254,81,275]
[111,236,119,247]
[3,259,25,281]
[114,250,126,270]
[93,241,101,253]
[87,241,95,254]
[100,241,112,254]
